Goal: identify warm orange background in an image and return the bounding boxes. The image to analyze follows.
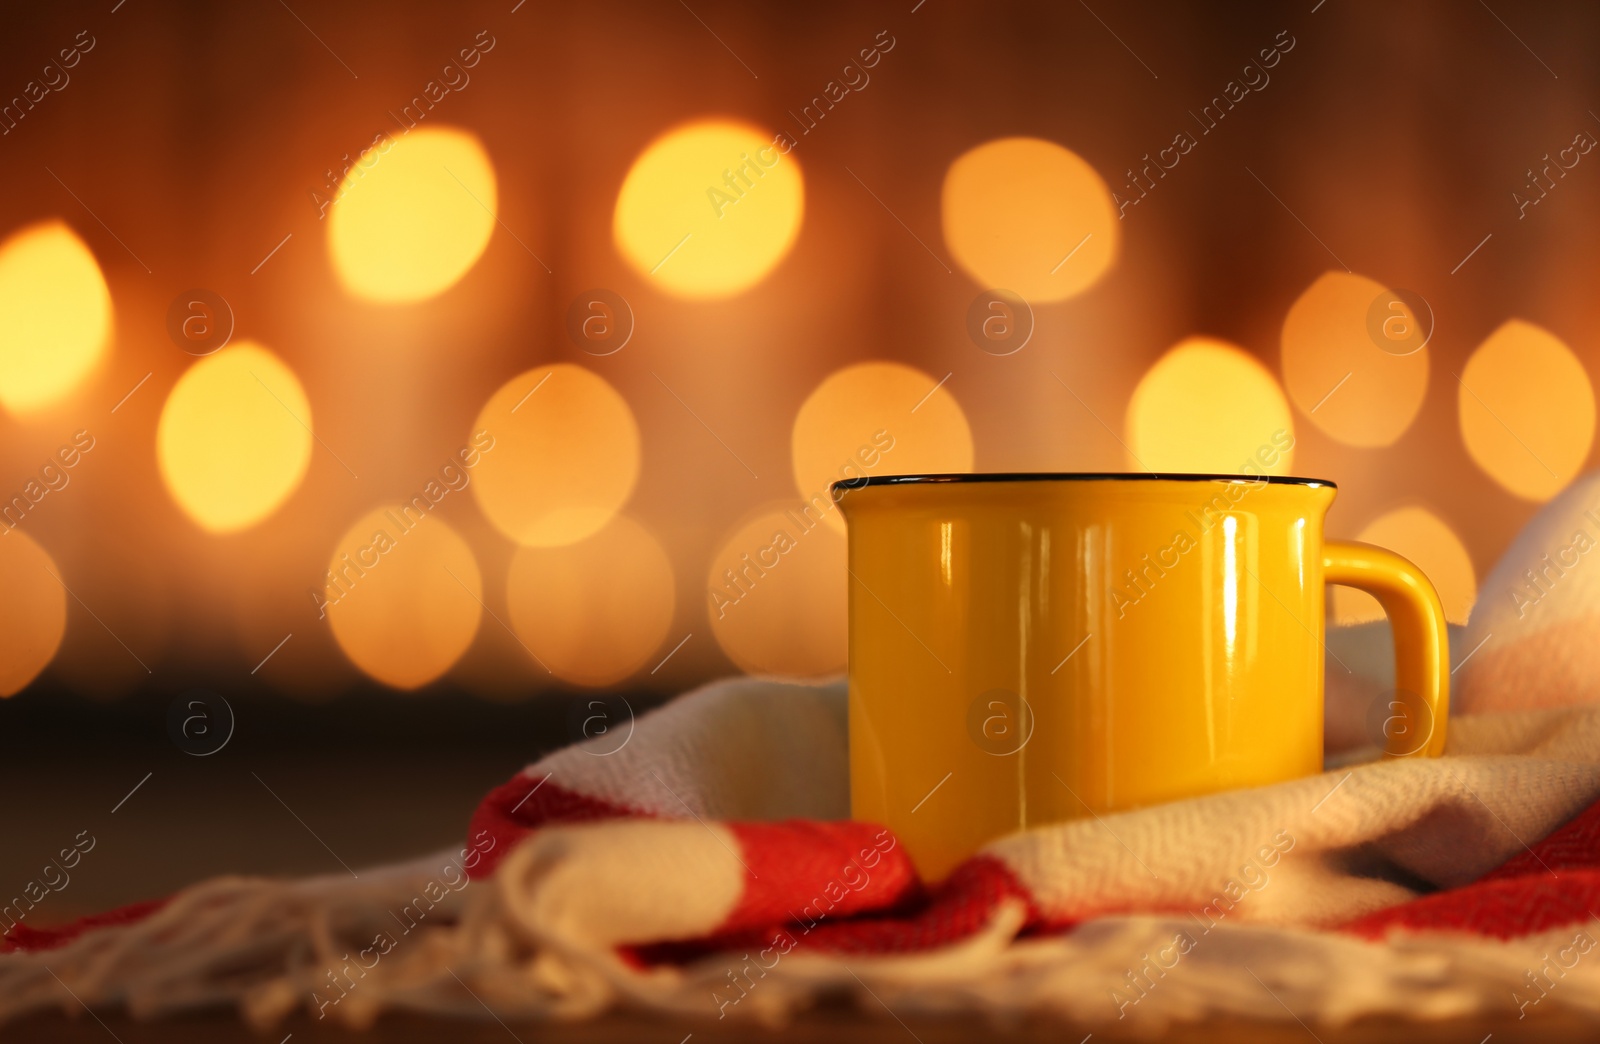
[0,0,1595,701]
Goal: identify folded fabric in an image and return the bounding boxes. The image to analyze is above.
[1461,469,1600,714]
[7,675,1600,1033]
[458,677,1600,1027]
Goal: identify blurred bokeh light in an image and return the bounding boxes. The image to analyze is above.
[0,3,1595,701]
[792,361,973,532]
[325,505,483,689]
[613,118,804,299]
[328,126,498,303]
[0,529,67,696]
[156,342,313,533]
[1281,272,1428,448]
[1332,506,1477,626]
[505,514,675,686]
[470,364,640,547]
[707,506,846,677]
[1126,337,1295,474]
[941,137,1118,301]
[0,221,110,414]
[1459,320,1595,503]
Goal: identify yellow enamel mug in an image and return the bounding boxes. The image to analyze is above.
[835,473,1449,881]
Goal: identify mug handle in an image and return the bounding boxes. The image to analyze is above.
[1322,540,1450,758]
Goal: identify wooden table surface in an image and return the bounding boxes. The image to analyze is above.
[8,1007,1599,1043]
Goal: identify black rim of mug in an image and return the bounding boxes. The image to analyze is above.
[831,472,1337,495]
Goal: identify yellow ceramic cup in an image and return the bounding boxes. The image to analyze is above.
[836,473,1449,881]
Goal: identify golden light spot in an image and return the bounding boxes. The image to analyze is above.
[0,530,67,696]
[792,362,973,533]
[614,118,804,299]
[1460,320,1595,502]
[471,364,640,547]
[0,221,111,414]
[506,515,675,686]
[329,126,497,303]
[157,342,313,533]
[1333,507,1477,625]
[1127,337,1295,475]
[942,137,1118,302]
[325,506,482,690]
[707,506,846,678]
[1281,272,1429,447]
